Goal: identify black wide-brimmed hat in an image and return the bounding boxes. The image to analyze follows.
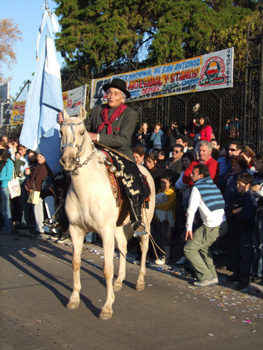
[103,78,131,98]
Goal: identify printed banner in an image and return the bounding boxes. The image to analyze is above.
[0,101,26,126]
[62,85,87,116]
[0,85,87,126]
[90,48,234,108]
[11,101,26,125]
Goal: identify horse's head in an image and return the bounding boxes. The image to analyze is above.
[60,106,92,172]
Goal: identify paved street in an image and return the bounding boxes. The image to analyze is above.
[1,232,263,350]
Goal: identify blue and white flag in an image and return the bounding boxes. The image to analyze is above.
[20,8,63,174]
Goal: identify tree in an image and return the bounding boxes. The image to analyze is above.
[206,11,262,80]
[54,0,258,82]
[0,18,22,84]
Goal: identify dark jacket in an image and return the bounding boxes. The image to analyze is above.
[148,165,163,193]
[232,189,257,225]
[25,162,52,198]
[88,104,138,160]
[224,170,248,206]
[164,158,183,182]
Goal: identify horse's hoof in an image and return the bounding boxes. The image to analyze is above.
[99,308,113,320]
[136,282,145,292]
[113,282,122,292]
[66,300,80,309]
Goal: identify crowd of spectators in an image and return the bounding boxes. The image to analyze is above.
[0,135,66,243]
[132,118,263,290]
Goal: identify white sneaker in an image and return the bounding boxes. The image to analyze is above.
[210,277,219,284]
[176,256,187,265]
[194,277,218,287]
[155,257,165,265]
[56,237,70,244]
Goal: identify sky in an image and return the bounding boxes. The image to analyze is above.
[1,0,63,100]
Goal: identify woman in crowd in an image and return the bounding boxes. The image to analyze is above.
[164,121,180,152]
[157,149,168,168]
[25,153,55,235]
[7,137,18,160]
[194,116,213,150]
[132,146,145,165]
[241,145,256,174]
[144,153,163,192]
[135,122,151,152]
[0,149,14,234]
[0,138,8,150]
[199,116,213,141]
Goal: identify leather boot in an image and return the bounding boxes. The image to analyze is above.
[129,196,147,237]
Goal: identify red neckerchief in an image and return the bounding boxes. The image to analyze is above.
[97,103,128,134]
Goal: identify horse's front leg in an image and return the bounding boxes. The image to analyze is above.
[99,230,115,320]
[136,233,149,291]
[67,225,85,310]
[113,226,128,292]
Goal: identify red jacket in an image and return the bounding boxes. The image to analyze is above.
[200,125,213,142]
[182,157,219,186]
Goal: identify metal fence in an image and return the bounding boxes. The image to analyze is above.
[130,79,245,148]
[2,78,247,149]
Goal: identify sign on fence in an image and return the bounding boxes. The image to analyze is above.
[0,85,87,126]
[90,48,234,108]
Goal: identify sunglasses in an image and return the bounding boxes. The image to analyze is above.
[172,150,181,153]
[229,148,237,151]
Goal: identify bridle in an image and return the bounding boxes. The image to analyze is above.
[61,120,96,176]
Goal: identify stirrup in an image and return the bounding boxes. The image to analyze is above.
[44,218,60,229]
[132,221,147,237]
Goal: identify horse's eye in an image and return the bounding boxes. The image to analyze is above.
[80,130,85,136]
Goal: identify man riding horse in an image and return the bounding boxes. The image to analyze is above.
[87,78,149,237]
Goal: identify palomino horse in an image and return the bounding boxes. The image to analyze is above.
[60,107,155,319]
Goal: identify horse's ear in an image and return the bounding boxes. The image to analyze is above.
[63,109,70,122]
[79,106,86,121]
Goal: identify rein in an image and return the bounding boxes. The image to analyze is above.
[61,120,96,176]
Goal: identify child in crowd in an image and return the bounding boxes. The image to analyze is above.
[14,152,25,177]
[151,123,164,150]
[154,172,176,265]
[174,152,195,265]
[227,173,258,290]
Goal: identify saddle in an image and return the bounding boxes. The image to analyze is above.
[97,147,150,227]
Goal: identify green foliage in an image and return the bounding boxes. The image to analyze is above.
[53,0,259,81]
[207,12,261,79]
